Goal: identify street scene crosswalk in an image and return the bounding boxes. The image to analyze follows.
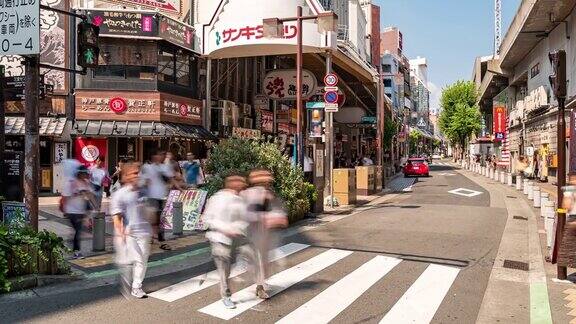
[150,242,462,323]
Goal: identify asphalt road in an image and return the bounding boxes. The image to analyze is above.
[0,161,508,324]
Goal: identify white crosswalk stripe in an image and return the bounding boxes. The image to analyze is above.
[149,243,309,302]
[198,249,353,320]
[379,264,460,324]
[276,255,401,324]
[147,243,462,322]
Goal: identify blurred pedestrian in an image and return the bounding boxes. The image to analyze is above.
[89,155,110,211]
[110,159,127,194]
[241,169,287,300]
[182,152,202,188]
[62,164,94,259]
[111,162,152,299]
[141,149,179,251]
[203,174,248,309]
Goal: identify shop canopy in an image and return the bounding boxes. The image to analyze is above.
[4,117,68,137]
[72,120,217,142]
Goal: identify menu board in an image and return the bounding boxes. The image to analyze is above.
[160,189,208,231]
[3,151,24,201]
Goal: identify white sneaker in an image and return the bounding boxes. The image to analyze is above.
[73,252,84,259]
[131,288,147,299]
[222,297,236,309]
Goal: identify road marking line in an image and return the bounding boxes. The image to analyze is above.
[198,249,352,320]
[149,243,309,302]
[276,255,401,324]
[448,187,483,197]
[379,264,460,324]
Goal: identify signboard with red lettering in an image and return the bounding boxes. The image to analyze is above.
[493,105,506,141]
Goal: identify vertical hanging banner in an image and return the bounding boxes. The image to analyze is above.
[493,105,506,141]
[570,109,576,174]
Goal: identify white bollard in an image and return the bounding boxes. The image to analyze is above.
[484,167,488,177]
[533,187,541,208]
[489,168,494,179]
[528,182,534,200]
[523,179,529,194]
[500,171,506,184]
[540,192,550,217]
[493,169,499,181]
[544,201,556,248]
[507,173,513,186]
[516,175,523,190]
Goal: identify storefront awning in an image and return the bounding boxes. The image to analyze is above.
[4,117,68,136]
[72,120,217,142]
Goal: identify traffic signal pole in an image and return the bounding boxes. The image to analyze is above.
[24,55,40,231]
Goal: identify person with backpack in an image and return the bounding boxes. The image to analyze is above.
[111,161,152,299]
[61,164,95,259]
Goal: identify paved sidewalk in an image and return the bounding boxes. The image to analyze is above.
[457,165,576,324]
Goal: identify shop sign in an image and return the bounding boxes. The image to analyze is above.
[79,97,157,114]
[254,95,269,111]
[260,109,273,133]
[88,10,157,37]
[215,24,297,47]
[103,0,181,14]
[232,127,261,139]
[524,86,549,112]
[2,202,29,229]
[54,142,68,163]
[162,100,201,119]
[493,105,506,136]
[263,69,317,100]
[109,97,128,114]
[159,16,194,51]
[75,138,107,167]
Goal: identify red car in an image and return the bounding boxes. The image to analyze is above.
[403,158,430,177]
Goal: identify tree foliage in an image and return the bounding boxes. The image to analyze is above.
[204,138,315,223]
[409,130,421,154]
[438,81,482,155]
[383,118,398,148]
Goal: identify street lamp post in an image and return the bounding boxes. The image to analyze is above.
[263,8,338,168]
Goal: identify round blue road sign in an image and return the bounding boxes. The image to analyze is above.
[324,91,339,104]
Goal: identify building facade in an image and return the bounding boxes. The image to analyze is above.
[409,57,431,131]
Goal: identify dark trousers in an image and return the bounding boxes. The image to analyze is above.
[66,213,85,251]
[148,199,166,242]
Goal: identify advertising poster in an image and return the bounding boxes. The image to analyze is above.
[493,105,506,141]
[160,189,208,231]
[309,108,323,138]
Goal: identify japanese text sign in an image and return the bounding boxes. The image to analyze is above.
[0,0,39,55]
[263,69,317,100]
[88,10,157,37]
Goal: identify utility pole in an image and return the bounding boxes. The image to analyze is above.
[0,65,5,201]
[549,50,567,279]
[296,6,304,167]
[24,55,40,231]
[325,52,334,208]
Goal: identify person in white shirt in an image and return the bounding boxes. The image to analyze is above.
[89,155,109,211]
[303,152,314,183]
[203,174,248,309]
[362,155,374,166]
[110,161,152,299]
[62,165,94,259]
[140,149,179,250]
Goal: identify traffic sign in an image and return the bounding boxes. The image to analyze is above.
[417,117,427,128]
[324,73,338,87]
[324,91,339,104]
[323,86,339,92]
[325,103,339,112]
[0,1,40,55]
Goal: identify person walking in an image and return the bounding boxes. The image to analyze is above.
[241,169,287,300]
[62,165,94,259]
[182,152,202,188]
[89,155,110,212]
[203,174,248,309]
[141,149,180,251]
[111,161,152,299]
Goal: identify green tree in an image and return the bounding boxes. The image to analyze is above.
[439,80,482,158]
[409,130,421,155]
[383,118,398,150]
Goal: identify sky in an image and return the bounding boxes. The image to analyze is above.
[375,0,522,113]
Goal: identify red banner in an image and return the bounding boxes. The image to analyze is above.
[74,138,108,167]
[493,105,506,137]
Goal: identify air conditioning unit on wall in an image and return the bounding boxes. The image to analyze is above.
[243,104,252,116]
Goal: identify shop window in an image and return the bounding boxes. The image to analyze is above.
[39,139,52,166]
[382,64,392,73]
[158,49,175,83]
[126,65,156,80]
[94,65,126,78]
[384,79,392,87]
[176,52,191,86]
[530,63,540,78]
